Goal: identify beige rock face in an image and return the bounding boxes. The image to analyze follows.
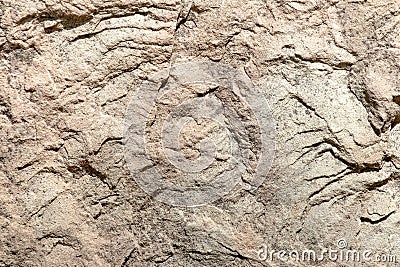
[1,0,400,266]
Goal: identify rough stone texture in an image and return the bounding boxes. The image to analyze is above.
[1,0,400,266]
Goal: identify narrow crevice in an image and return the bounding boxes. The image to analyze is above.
[360,211,395,224]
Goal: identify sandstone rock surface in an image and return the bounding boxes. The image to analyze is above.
[1,0,400,266]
